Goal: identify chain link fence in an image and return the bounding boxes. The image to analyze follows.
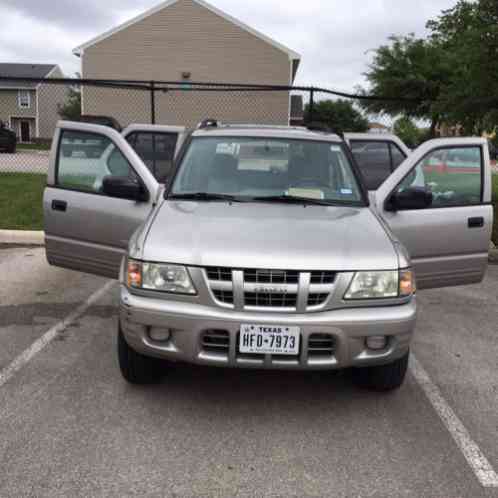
[0,76,411,174]
[2,75,479,231]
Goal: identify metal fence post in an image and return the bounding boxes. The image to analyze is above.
[308,88,315,124]
[150,81,156,124]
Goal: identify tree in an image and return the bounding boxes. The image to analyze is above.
[58,87,81,121]
[393,116,421,148]
[360,34,450,136]
[427,0,498,135]
[305,99,368,134]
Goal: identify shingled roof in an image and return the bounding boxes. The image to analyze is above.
[0,63,58,88]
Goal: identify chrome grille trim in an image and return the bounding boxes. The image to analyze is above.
[201,330,230,354]
[206,267,336,312]
[308,333,336,357]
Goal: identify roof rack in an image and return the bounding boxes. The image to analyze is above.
[197,118,220,129]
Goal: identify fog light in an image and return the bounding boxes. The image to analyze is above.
[366,335,388,351]
[148,327,172,342]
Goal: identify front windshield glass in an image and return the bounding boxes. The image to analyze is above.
[171,137,364,205]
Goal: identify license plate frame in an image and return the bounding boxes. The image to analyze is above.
[239,324,300,355]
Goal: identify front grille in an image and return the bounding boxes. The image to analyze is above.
[310,271,336,284]
[206,267,336,312]
[206,267,232,281]
[307,293,329,307]
[213,290,234,304]
[201,330,230,354]
[308,333,336,357]
[244,269,299,284]
[244,292,298,308]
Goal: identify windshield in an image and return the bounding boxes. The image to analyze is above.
[170,136,364,205]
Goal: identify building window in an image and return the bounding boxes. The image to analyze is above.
[18,90,31,109]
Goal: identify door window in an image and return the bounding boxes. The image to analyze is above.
[390,143,406,169]
[350,141,392,190]
[56,130,137,193]
[126,132,178,183]
[395,146,482,208]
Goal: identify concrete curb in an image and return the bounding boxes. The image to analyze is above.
[0,230,45,246]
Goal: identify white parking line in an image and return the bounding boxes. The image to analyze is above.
[0,281,114,389]
[410,354,498,488]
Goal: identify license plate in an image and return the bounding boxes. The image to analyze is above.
[239,324,300,355]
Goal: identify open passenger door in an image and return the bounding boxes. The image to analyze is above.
[374,137,493,289]
[44,121,160,279]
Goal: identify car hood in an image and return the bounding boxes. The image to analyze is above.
[141,201,398,271]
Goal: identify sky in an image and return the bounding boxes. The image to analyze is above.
[0,0,457,91]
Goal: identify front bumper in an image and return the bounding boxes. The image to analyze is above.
[120,285,417,370]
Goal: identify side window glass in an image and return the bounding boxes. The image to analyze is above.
[57,130,136,193]
[390,143,406,169]
[350,140,392,190]
[396,146,482,208]
[127,132,178,183]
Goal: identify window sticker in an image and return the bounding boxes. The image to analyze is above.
[287,188,325,200]
[330,145,341,152]
[340,188,353,195]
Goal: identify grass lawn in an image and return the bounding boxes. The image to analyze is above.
[17,143,51,151]
[0,173,46,230]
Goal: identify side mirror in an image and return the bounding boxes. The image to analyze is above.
[386,186,433,211]
[102,176,148,201]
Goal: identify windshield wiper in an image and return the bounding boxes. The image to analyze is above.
[168,192,247,202]
[250,195,340,206]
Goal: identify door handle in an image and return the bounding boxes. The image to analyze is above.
[52,200,67,212]
[468,217,484,228]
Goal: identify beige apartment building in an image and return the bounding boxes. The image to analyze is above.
[73,0,301,127]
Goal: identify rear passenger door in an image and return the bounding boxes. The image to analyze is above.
[44,122,159,279]
[345,134,409,190]
[376,138,492,289]
[123,125,186,184]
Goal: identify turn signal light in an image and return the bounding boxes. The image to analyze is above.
[127,261,142,288]
[399,269,416,297]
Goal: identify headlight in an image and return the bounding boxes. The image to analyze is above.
[127,260,196,294]
[344,269,415,300]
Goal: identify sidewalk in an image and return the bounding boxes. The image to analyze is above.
[0,230,44,245]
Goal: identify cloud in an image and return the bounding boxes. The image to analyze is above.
[0,0,457,88]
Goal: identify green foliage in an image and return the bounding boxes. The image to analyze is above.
[304,99,368,134]
[393,116,422,148]
[58,87,81,121]
[362,1,498,138]
[361,35,449,135]
[427,0,498,135]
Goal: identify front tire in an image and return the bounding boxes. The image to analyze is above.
[118,326,165,384]
[352,350,409,391]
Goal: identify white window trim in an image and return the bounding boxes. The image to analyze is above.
[18,90,31,109]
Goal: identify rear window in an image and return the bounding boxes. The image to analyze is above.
[126,132,178,183]
[350,140,407,190]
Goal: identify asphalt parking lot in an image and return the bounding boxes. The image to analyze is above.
[0,246,497,498]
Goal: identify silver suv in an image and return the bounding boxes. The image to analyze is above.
[44,121,492,391]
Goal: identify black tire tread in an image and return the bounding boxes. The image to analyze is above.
[118,326,164,384]
[353,351,409,391]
